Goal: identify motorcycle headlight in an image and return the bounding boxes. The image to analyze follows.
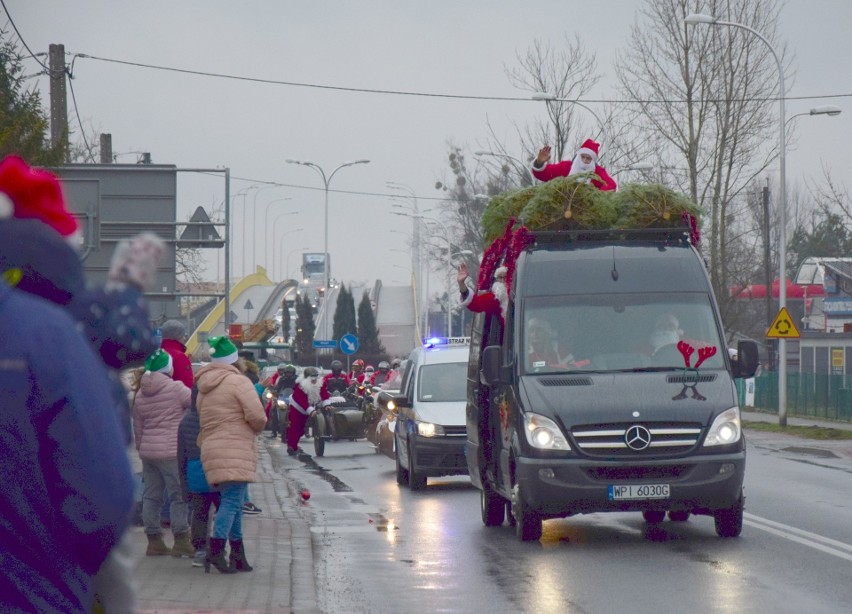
[416,421,445,437]
[264,390,273,400]
[277,398,288,408]
[703,407,742,447]
[523,413,570,451]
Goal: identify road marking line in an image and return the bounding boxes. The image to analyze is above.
[745,512,852,562]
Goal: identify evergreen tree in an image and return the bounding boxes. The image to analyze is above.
[357,291,385,355]
[332,284,357,341]
[293,293,315,357]
[788,212,852,271]
[0,28,66,165]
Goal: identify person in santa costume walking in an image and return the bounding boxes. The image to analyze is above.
[531,138,617,191]
[286,366,329,456]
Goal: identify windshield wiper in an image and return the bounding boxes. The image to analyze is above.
[626,366,683,373]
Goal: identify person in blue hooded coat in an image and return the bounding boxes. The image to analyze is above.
[0,280,134,612]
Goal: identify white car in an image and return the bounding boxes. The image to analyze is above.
[391,337,470,490]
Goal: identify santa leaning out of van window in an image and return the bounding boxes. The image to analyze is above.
[457,261,508,320]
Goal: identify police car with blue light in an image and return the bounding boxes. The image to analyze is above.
[383,337,471,490]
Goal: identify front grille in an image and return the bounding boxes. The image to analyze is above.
[442,425,467,437]
[571,422,703,457]
[418,451,467,469]
[584,464,693,481]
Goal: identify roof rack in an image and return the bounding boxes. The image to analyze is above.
[529,226,693,247]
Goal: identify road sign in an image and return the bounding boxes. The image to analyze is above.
[340,333,359,355]
[178,206,223,247]
[244,299,254,310]
[313,339,337,349]
[766,307,800,339]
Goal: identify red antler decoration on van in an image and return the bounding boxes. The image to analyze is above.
[677,341,717,368]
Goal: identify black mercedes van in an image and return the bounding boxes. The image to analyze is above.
[465,228,758,541]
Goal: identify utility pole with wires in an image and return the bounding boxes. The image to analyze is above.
[49,44,68,161]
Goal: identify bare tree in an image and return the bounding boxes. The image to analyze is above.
[614,0,788,315]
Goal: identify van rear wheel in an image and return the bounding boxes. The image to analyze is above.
[480,485,505,527]
[511,483,542,541]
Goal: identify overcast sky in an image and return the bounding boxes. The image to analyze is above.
[10,0,852,289]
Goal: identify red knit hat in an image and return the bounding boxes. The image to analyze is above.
[0,155,79,239]
[576,139,600,161]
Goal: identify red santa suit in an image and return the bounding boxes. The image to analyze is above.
[531,139,617,191]
[459,269,509,321]
[286,373,329,451]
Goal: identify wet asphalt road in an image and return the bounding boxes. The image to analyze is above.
[267,434,852,614]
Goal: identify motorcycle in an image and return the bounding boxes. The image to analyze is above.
[371,388,399,460]
[311,383,367,457]
[363,385,397,458]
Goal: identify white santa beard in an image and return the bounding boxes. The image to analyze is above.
[568,155,596,180]
[297,377,323,405]
[492,280,509,319]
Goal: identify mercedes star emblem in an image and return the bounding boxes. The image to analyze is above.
[625,425,652,451]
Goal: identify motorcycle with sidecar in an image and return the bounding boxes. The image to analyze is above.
[311,382,367,457]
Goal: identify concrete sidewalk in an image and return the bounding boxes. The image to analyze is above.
[130,437,318,613]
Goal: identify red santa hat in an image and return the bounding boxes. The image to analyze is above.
[576,139,600,162]
[0,155,80,242]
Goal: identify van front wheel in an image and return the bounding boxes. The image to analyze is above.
[480,485,505,527]
[511,483,542,541]
[714,493,744,538]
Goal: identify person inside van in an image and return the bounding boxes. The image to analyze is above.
[648,313,684,365]
[527,317,580,370]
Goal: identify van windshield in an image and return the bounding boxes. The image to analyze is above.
[522,292,725,374]
[417,362,467,402]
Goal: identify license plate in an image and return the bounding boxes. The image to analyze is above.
[608,484,670,500]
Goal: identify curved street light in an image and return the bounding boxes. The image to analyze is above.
[274,226,304,279]
[531,92,607,157]
[263,197,294,268]
[685,12,791,424]
[286,158,370,339]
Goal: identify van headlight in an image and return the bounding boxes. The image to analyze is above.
[523,413,570,451]
[416,421,445,437]
[703,407,741,447]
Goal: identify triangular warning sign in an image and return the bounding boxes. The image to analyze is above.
[179,206,223,246]
[766,307,800,339]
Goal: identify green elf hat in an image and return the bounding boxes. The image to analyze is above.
[144,348,173,374]
[209,336,239,364]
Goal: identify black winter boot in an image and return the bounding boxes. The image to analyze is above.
[228,539,253,572]
[205,537,235,574]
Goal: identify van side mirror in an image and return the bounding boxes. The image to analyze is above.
[733,340,759,379]
[481,345,501,386]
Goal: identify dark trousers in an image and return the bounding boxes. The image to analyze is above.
[188,491,221,551]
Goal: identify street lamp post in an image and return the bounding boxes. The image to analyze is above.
[531,92,607,156]
[238,186,259,277]
[264,197,293,267]
[286,158,370,340]
[685,12,790,424]
[251,185,281,272]
[474,150,536,184]
[272,220,303,279]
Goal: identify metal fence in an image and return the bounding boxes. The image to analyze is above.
[737,373,852,421]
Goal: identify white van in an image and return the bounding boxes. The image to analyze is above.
[390,337,470,490]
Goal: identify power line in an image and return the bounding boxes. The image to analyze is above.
[193,172,453,203]
[0,0,49,72]
[67,75,96,163]
[74,51,852,105]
